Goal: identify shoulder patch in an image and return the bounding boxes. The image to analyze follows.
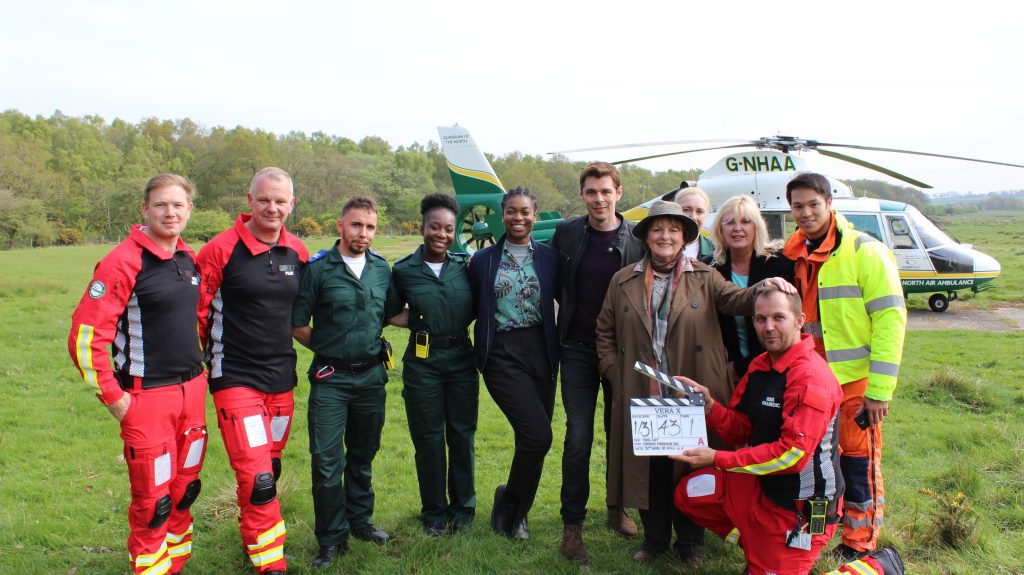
[368,249,387,262]
[308,249,329,263]
[88,280,106,299]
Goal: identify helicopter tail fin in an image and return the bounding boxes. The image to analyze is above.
[438,125,506,196]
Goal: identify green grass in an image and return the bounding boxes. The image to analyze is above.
[1,233,1023,574]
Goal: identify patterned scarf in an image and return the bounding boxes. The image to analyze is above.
[643,252,690,396]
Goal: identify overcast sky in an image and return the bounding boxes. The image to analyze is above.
[2,0,1021,194]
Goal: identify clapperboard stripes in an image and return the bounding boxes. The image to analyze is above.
[632,361,705,406]
[630,398,693,407]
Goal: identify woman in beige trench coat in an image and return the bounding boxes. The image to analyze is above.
[596,200,793,565]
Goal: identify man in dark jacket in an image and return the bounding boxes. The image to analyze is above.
[550,162,646,564]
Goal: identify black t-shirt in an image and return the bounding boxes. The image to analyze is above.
[567,226,621,343]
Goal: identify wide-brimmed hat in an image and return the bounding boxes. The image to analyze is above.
[632,200,699,244]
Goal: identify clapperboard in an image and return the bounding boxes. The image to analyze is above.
[630,362,709,456]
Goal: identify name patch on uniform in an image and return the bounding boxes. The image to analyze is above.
[88,280,105,299]
[190,275,200,286]
[244,415,268,448]
[278,264,297,276]
[154,452,172,487]
[270,416,290,442]
[761,396,781,409]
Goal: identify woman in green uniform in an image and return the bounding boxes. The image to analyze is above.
[387,194,478,535]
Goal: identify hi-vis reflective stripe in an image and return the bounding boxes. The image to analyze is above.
[75,324,101,393]
[803,321,823,339]
[165,523,193,544]
[250,544,285,567]
[870,360,900,377]
[132,542,168,567]
[166,541,192,558]
[864,294,905,314]
[842,559,880,575]
[247,520,287,551]
[826,346,871,363]
[139,557,172,575]
[868,358,901,376]
[819,285,863,300]
[728,447,805,475]
[725,527,740,545]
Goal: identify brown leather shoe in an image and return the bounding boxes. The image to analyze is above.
[560,523,588,563]
[607,506,638,538]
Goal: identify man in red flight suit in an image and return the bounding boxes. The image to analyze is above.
[671,284,904,575]
[197,167,308,574]
[69,174,208,575]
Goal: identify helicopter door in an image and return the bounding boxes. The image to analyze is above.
[884,215,930,271]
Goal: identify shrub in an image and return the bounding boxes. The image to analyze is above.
[294,217,323,237]
[183,210,232,242]
[57,227,83,246]
[919,487,979,548]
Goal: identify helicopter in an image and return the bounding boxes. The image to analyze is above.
[438,126,1015,312]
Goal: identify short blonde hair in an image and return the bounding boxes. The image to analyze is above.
[709,195,772,265]
[674,187,710,210]
[144,174,196,203]
[250,167,294,195]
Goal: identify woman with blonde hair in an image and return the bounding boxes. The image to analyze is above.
[708,195,794,378]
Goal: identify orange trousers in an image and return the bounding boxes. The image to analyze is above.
[838,378,885,552]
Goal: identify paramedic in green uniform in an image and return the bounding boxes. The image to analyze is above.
[292,196,395,569]
[387,193,478,536]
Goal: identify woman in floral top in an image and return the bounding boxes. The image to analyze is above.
[468,187,560,541]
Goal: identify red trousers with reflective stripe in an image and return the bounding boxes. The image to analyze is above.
[675,469,836,575]
[213,387,294,573]
[838,378,885,552]
[119,375,208,575]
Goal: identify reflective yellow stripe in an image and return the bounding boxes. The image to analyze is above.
[728,447,805,475]
[250,544,285,567]
[75,324,101,394]
[165,523,193,544]
[725,527,740,545]
[846,559,880,575]
[166,541,192,558]
[140,557,172,575]
[132,543,168,567]
[247,520,287,551]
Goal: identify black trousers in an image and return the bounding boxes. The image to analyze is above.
[638,456,704,554]
[482,326,555,516]
[558,340,612,524]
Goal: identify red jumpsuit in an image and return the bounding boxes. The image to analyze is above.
[69,225,208,575]
[675,335,845,575]
[197,214,307,573]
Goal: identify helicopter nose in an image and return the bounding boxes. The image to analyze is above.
[974,251,1000,275]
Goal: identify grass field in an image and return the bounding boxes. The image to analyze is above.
[0,223,1021,575]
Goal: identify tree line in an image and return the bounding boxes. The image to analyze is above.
[1,109,944,249]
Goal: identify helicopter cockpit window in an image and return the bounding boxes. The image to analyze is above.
[886,216,918,249]
[908,210,954,250]
[843,214,884,242]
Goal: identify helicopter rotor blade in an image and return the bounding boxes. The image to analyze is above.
[611,144,755,165]
[816,143,1024,169]
[549,139,752,155]
[815,149,933,189]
